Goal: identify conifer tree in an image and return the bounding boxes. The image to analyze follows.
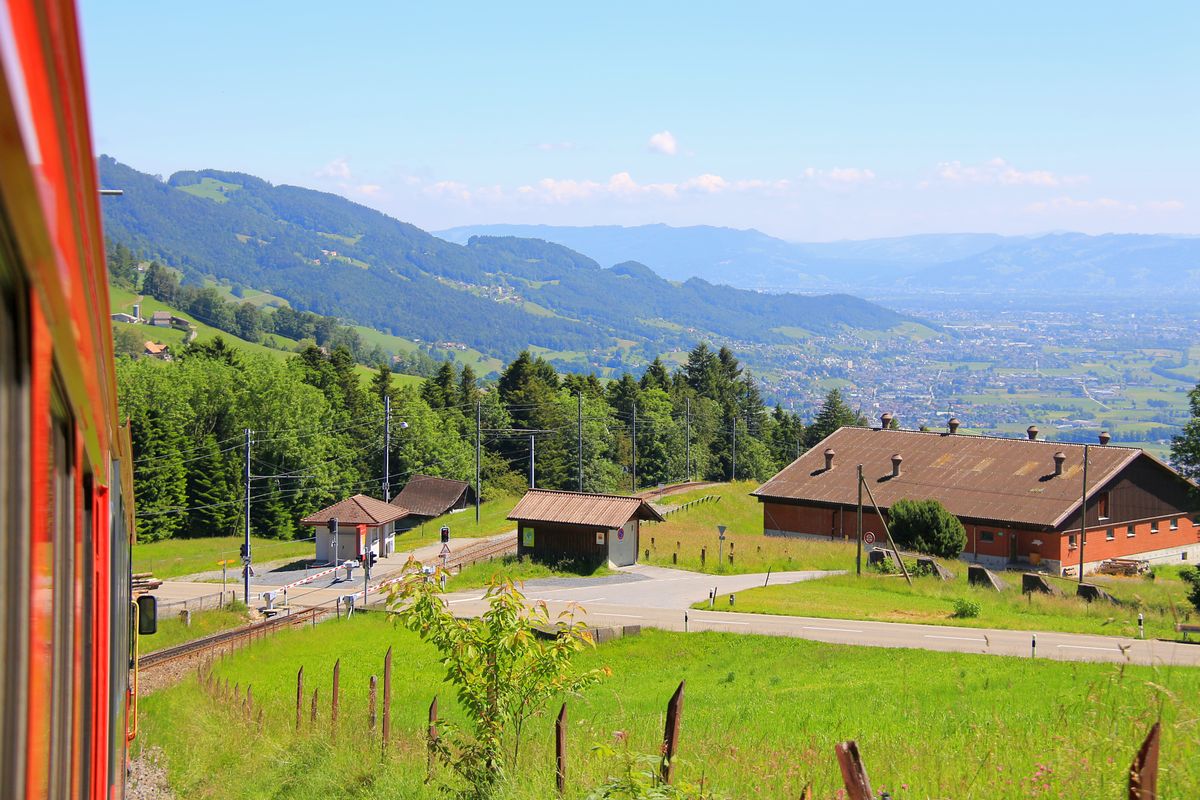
[185,434,236,537]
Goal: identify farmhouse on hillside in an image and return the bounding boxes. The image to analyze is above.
[300,494,409,564]
[390,474,472,529]
[509,489,664,567]
[752,416,1200,576]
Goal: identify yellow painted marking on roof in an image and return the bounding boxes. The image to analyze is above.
[931,453,953,468]
[970,457,994,473]
[1013,460,1039,476]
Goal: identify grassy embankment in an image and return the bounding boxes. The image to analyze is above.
[141,604,250,654]
[641,481,857,574]
[133,535,314,580]
[138,614,1200,799]
[699,567,1196,639]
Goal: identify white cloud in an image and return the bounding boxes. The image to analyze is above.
[681,173,729,193]
[355,184,382,196]
[826,167,877,184]
[1148,199,1185,211]
[315,157,352,179]
[933,157,1084,188]
[647,130,678,156]
[534,141,576,152]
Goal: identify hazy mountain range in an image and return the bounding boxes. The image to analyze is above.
[97,157,914,368]
[437,224,1200,295]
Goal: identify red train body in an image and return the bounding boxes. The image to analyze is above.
[1,1,138,798]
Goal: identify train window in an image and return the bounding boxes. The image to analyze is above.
[0,267,30,800]
[47,397,75,800]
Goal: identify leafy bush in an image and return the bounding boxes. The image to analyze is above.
[1181,567,1200,613]
[587,746,706,799]
[889,498,967,558]
[952,598,982,618]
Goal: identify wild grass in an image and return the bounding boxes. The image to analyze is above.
[445,555,613,592]
[133,535,313,580]
[702,566,1195,639]
[141,603,249,654]
[642,481,857,574]
[139,614,1200,799]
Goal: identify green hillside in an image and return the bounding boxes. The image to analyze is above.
[98,156,922,372]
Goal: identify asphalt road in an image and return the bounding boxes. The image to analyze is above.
[154,562,1200,667]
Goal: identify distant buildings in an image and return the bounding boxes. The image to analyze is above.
[142,341,170,360]
[753,415,1199,576]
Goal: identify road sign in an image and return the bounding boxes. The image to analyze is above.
[717,525,727,540]
[439,542,451,558]
[617,526,625,541]
[863,531,876,544]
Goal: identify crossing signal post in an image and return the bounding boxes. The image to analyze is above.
[440,525,451,570]
[328,517,339,569]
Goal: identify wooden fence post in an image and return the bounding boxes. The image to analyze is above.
[1128,722,1161,800]
[660,680,685,785]
[310,688,319,725]
[331,659,341,738]
[555,702,568,795]
[296,666,304,731]
[835,741,872,800]
[427,695,439,782]
[245,685,253,721]
[369,675,377,731]
[382,646,393,754]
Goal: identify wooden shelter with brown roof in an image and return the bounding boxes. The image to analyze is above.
[301,493,410,563]
[508,489,664,567]
[390,474,472,527]
[753,418,1199,576]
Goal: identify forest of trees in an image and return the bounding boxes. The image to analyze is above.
[120,337,866,543]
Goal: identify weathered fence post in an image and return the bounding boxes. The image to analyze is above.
[660,681,685,785]
[427,695,439,782]
[556,702,568,794]
[310,688,319,725]
[368,675,377,731]
[835,741,872,800]
[382,646,393,754]
[331,658,341,737]
[296,666,304,731]
[245,685,253,721]
[700,548,706,567]
[1128,721,1161,800]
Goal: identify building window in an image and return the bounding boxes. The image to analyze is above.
[1150,520,1159,534]
[1067,533,1077,549]
[1096,492,1110,520]
[980,531,995,543]
[1170,518,1179,531]
[1106,528,1115,541]
[1126,525,1135,538]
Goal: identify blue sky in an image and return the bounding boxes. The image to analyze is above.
[79,2,1198,240]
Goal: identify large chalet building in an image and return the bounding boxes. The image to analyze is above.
[752,416,1199,576]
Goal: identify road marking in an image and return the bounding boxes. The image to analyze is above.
[802,625,862,633]
[925,635,987,642]
[700,619,749,626]
[446,596,485,605]
[1056,644,1120,652]
[593,613,644,619]
[535,597,606,603]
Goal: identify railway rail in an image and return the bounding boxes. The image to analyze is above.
[137,606,323,671]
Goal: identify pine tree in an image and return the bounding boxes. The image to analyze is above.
[185,434,236,537]
[1171,383,1200,487]
[132,405,188,541]
[805,388,867,447]
[371,362,394,404]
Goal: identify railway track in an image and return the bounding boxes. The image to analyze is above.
[137,606,323,671]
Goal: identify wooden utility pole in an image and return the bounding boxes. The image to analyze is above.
[660,681,685,785]
[856,465,863,577]
[475,401,481,523]
[1078,444,1089,583]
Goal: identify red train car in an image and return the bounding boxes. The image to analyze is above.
[0,1,142,798]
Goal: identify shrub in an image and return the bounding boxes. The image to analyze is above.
[952,598,981,618]
[889,498,967,558]
[1181,567,1200,613]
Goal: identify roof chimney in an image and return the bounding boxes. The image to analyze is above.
[1053,451,1065,476]
[890,453,903,478]
[824,448,835,471]
[1099,430,1111,446]
[880,412,894,430]
[947,417,960,434]
[1026,425,1039,441]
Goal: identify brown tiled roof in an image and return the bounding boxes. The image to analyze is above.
[301,494,409,527]
[508,489,665,528]
[143,341,168,354]
[151,310,171,321]
[391,474,469,517]
[753,427,1145,529]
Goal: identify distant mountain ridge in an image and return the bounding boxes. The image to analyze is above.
[436,224,1200,295]
[97,157,916,370]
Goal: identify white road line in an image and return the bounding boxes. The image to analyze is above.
[446,596,485,605]
[1056,644,1120,652]
[802,625,862,633]
[700,619,750,626]
[534,597,606,603]
[592,613,644,619]
[925,635,987,642]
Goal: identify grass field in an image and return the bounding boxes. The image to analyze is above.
[133,535,314,580]
[403,494,520,549]
[141,604,249,654]
[699,567,1195,639]
[642,482,857,574]
[139,615,1200,798]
